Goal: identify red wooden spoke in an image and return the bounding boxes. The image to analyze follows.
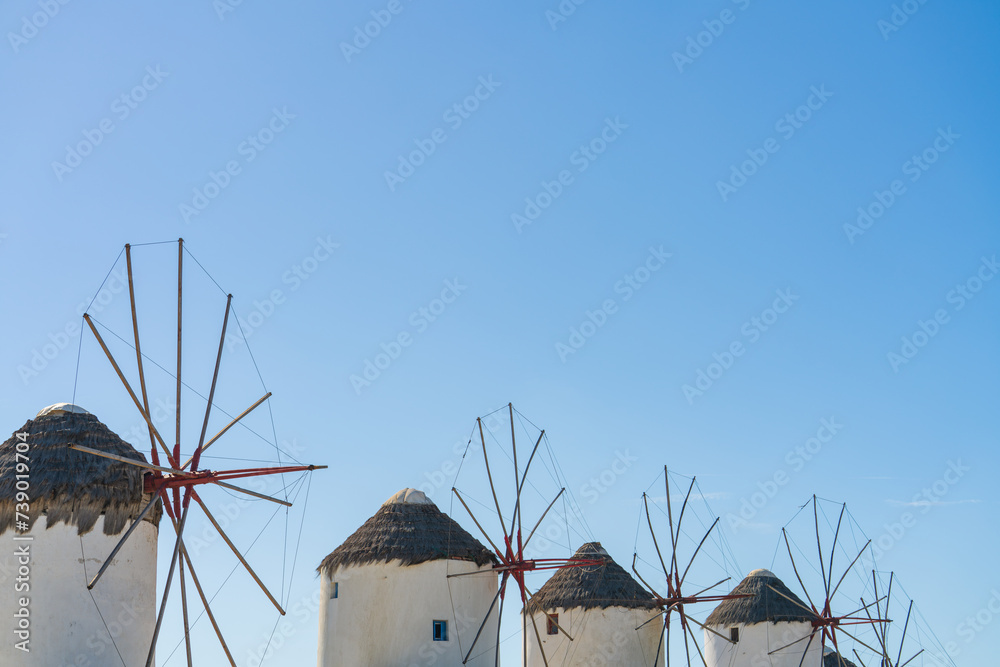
[142,463,325,495]
[491,529,604,604]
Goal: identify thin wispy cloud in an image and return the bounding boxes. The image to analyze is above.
[646,492,730,503]
[734,522,772,533]
[886,499,982,508]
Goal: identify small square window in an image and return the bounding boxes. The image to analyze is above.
[433,620,448,642]
[729,627,739,642]
[546,614,559,635]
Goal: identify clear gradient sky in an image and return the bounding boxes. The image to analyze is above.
[1,1,997,665]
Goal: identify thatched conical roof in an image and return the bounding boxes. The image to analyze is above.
[824,647,859,667]
[0,404,161,536]
[317,488,498,575]
[525,542,659,613]
[705,568,814,626]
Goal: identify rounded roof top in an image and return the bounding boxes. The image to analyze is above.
[526,542,659,612]
[705,568,815,626]
[748,568,776,578]
[0,406,160,536]
[383,488,433,506]
[37,403,92,417]
[318,488,497,574]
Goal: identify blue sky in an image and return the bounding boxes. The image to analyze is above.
[1,0,997,665]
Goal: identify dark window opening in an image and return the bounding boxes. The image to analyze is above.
[433,620,448,641]
[729,627,739,642]
[331,582,338,599]
[547,614,559,635]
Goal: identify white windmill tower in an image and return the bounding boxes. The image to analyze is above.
[316,488,499,667]
[0,403,160,666]
[707,498,955,667]
[524,541,664,667]
[702,568,823,667]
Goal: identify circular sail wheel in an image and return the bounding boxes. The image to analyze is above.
[772,495,890,667]
[854,571,958,667]
[631,466,746,667]
[73,239,326,666]
[447,403,601,667]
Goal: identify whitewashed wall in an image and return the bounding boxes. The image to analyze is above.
[0,515,158,666]
[525,606,664,667]
[704,620,822,667]
[318,558,498,667]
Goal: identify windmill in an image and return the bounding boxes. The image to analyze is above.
[448,403,603,666]
[73,239,326,666]
[853,571,957,667]
[771,496,889,667]
[631,466,748,666]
